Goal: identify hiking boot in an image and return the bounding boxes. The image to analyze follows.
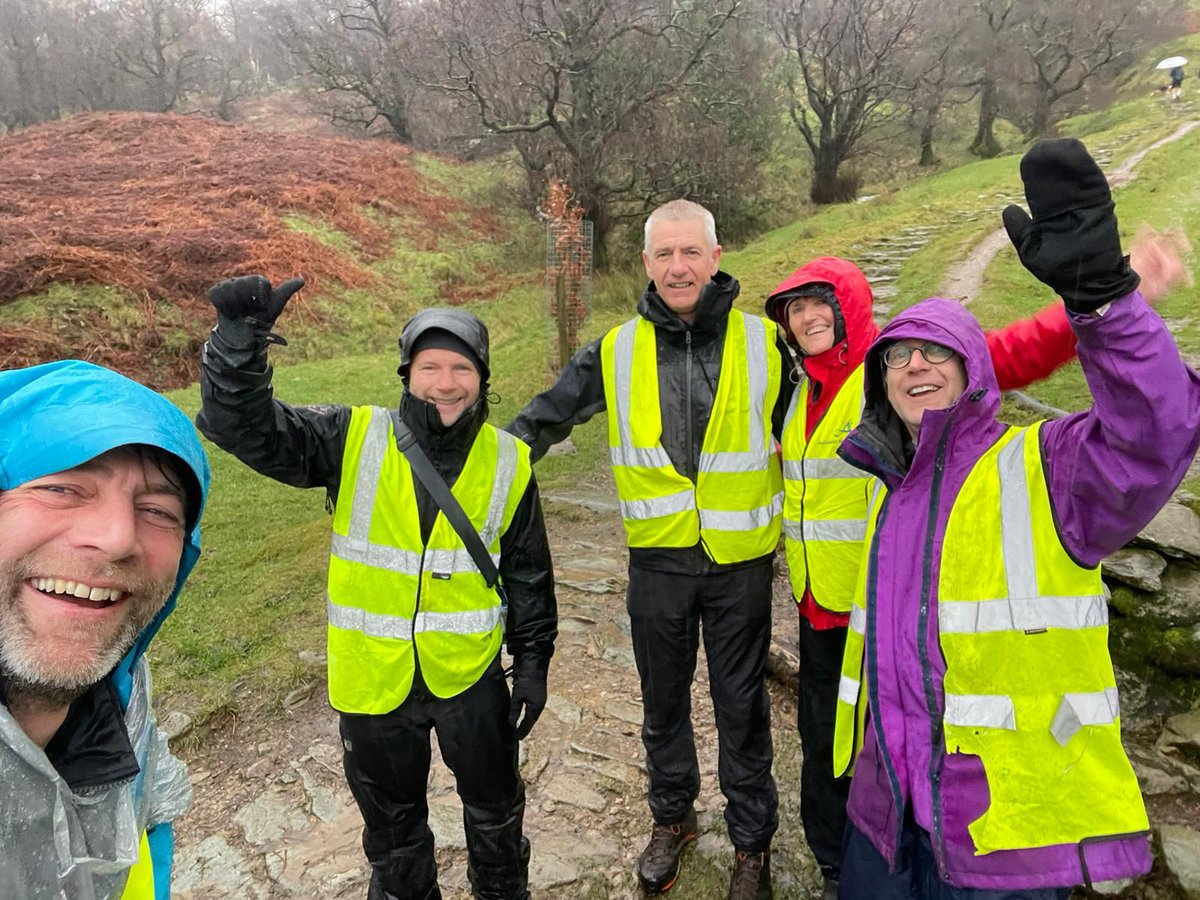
[727,849,771,900]
[636,810,698,894]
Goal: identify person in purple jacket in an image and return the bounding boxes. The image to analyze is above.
[829,138,1200,899]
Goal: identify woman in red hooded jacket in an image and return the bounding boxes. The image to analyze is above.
[765,255,1083,899]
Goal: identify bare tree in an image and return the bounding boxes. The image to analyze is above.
[773,0,924,204]
[0,0,59,128]
[963,0,1015,158]
[426,0,744,264]
[270,0,419,141]
[101,0,215,112]
[1012,0,1134,138]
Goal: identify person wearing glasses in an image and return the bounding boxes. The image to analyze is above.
[763,235,1185,899]
[832,139,1200,898]
[763,255,1089,899]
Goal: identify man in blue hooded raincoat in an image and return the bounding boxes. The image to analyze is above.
[0,360,210,899]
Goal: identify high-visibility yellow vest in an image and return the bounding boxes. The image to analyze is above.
[326,406,531,713]
[781,363,873,612]
[834,423,1148,853]
[600,311,783,564]
[118,831,155,899]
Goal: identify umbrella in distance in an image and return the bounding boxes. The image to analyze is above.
[1157,56,1188,70]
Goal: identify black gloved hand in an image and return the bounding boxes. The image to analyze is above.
[207,275,305,326]
[508,657,548,741]
[1002,138,1139,313]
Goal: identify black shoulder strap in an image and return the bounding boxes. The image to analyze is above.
[389,409,500,587]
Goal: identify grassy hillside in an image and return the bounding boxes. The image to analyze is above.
[3,40,1198,725]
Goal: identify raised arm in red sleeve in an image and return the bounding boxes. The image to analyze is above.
[984,301,1077,391]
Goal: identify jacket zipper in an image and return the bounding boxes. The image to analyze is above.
[921,420,953,879]
[685,329,695,482]
[414,546,426,675]
[865,494,905,847]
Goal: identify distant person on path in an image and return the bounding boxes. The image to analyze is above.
[0,360,210,899]
[196,284,556,900]
[763,237,1186,900]
[508,199,787,899]
[832,138,1200,899]
[1170,65,1185,99]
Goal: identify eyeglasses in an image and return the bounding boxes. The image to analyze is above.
[882,341,956,370]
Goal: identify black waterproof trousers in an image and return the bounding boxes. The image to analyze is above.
[340,656,530,900]
[627,559,778,853]
[797,615,853,878]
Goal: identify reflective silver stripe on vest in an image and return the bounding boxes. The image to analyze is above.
[938,431,1108,635]
[849,604,866,636]
[944,693,1016,730]
[611,445,675,468]
[782,379,801,435]
[784,457,872,481]
[611,321,674,472]
[327,598,503,639]
[335,408,512,578]
[348,406,390,543]
[870,478,885,508]
[998,432,1040,600]
[838,674,861,705]
[701,491,782,532]
[698,315,771,475]
[619,489,697,521]
[483,431,518,547]
[1050,688,1120,746]
[784,518,867,543]
[327,597,414,640]
[939,594,1109,634]
[332,534,423,574]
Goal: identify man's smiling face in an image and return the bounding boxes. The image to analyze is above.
[0,447,185,697]
[642,215,722,323]
[883,339,968,441]
[408,347,482,426]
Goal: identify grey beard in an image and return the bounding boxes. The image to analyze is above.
[0,557,174,704]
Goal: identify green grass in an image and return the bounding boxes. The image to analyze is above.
[9,36,1200,724]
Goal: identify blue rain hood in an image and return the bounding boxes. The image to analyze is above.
[0,360,211,705]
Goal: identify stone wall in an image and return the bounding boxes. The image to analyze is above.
[1101,498,1200,899]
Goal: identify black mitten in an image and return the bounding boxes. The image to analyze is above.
[1002,139,1139,313]
[207,275,305,326]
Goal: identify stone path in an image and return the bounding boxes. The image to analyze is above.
[172,494,820,899]
[939,119,1200,305]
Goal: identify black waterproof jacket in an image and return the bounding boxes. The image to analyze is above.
[196,321,557,675]
[506,272,794,575]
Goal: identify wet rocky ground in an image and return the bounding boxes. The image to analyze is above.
[169,484,1200,899]
[170,120,1200,899]
[171,491,822,899]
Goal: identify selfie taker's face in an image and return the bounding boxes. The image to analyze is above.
[0,447,184,693]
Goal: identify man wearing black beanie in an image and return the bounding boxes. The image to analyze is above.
[197,287,557,900]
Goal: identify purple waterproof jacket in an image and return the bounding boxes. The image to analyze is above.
[837,292,1200,890]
